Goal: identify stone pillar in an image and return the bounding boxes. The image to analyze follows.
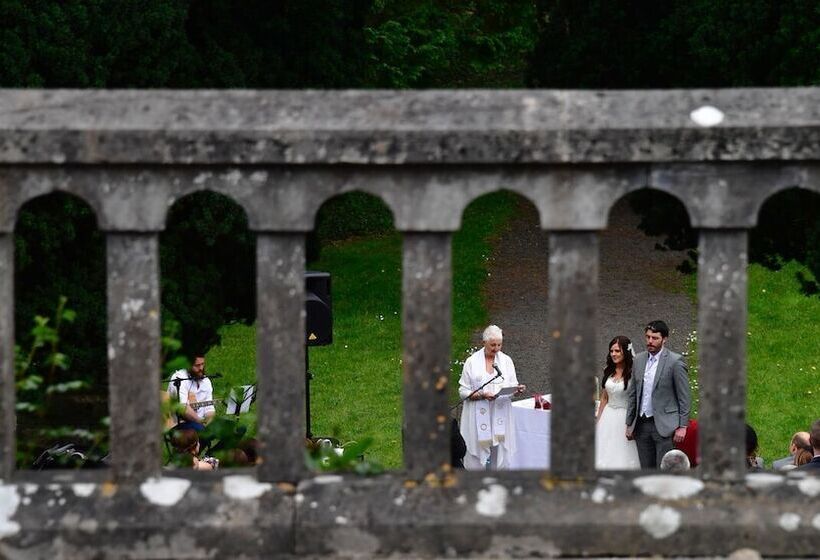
[256,233,306,481]
[547,232,599,477]
[402,233,452,476]
[107,233,161,482]
[0,234,14,478]
[697,229,748,479]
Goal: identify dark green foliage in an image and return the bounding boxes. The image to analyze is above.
[160,192,255,358]
[364,0,538,87]
[0,0,193,87]
[14,193,106,388]
[529,0,820,88]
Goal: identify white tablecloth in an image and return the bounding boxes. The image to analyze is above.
[508,396,551,469]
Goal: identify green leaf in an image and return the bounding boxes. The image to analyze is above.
[61,308,77,323]
[45,380,88,394]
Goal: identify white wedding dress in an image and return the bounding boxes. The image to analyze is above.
[595,377,640,470]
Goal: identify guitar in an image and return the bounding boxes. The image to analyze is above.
[190,399,220,411]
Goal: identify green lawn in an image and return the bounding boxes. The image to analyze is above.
[746,261,820,465]
[206,192,518,469]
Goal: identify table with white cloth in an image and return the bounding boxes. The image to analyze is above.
[508,395,551,469]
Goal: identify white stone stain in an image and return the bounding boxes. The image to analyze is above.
[639,504,681,539]
[690,105,725,127]
[393,493,406,507]
[476,484,507,518]
[335,516,348,525]
[120,298,145,321]
[797,476,820,497]
[312,475,344,485]
[72,483,96,498]
[812,513,820,531]
[223,169,242,186]
[139,477,191,507]
[0,485,21,539]
[222,475,272,500]
[633,475,704,499]
[779,512,800,532]
[193,172,212,185]
[23,484,38,496]
[250,171,268,183]
[590,486,608,504]
[745,472,784,490]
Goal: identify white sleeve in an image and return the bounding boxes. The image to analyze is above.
[458,355,476,400]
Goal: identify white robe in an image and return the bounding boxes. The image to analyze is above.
[458,349,518,469]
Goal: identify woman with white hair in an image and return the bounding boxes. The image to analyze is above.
[458,325,526,470]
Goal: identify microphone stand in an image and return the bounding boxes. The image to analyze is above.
[449,371,503,411]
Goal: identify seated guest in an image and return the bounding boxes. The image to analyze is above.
[793,445,813,469]
[237,438,260,465]
[746,424,763,471]
[797,419,820,472]
[660,449,691,472]
[772,431,811,471]
[169,429,218,471]
[167,354,216,431]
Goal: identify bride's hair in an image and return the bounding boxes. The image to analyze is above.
[602,336,633,391]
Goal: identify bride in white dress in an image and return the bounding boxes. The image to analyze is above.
[595,335,640,470]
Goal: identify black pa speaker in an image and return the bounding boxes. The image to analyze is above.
[306,271,332,346]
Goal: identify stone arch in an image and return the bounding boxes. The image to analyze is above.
[163,179,255,231]
[11,184,103,232]
[161,189,255,356]
[455,183,542,232]
[309,187,397,236]
[746,185,820,466]
[306,189,403,470]
[14,190,108,469]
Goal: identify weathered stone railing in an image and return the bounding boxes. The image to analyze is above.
[0,89,819,558]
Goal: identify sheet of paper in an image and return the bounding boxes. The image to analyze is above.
[494,386,519,399]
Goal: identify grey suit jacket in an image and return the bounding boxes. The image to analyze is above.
[626,347,691,438]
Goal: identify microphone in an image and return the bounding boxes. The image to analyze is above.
[205,373,223,379]
[492,364,504,380]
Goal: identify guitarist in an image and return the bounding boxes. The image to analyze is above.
[167,355,215,431]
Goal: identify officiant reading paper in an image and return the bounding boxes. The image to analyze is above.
[459,325,526,470]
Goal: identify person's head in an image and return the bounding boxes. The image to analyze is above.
[603,336,633,390]
[789,431,810,455]
[482,325,503,358]
[238,438,260,465]
[190,355,206,380]
[794,446,813,467]
[745,423,759,467]
[660,449,691,472]
[811,419,820,453]
[170,429,200,456]
[644,320,669,355]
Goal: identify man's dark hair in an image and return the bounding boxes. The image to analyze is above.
[811,419,820,451]
[645,320,669,338]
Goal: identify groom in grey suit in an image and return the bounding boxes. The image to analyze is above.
[626,320,691,469]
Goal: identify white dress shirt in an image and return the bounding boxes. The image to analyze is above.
[640,353,660,418]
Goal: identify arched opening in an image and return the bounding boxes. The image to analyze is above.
[15,192,108,470]
[306,191,400,472]
[746,187,820,471]
[451,189,548,471]
[160,190,256,469]
[596,188,698,472]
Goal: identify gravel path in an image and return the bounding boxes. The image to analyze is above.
[475,197,695,395]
